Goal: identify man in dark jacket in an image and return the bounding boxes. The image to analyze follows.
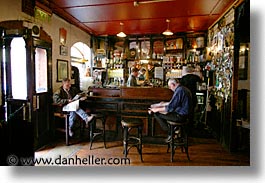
[53,78,94,137]
[180,66,202,124]
[149,78,192,142]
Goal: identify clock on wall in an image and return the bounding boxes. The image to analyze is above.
[32,25,40,37]
[129,48,136,59]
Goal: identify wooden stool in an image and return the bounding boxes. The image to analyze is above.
[54,113,85,146]
[166,120,190,162]
[121,119,143,162]
[89,113,106,150]
[53,103,84,146]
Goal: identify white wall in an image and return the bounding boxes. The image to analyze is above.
[0,0,23,106]
[0,0,92,94]
[49,15,91,91]
[0,0,22,21]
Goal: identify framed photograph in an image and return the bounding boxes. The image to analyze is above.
[239,50,248,80]
[60,45,68,56]
[59,27,67,45]
[187,37,197,49]
[140,40,150,59]
[153,40,164,54]
[57,59,68,82]
[165,39,176,50]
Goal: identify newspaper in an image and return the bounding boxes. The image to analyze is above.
[150,102,169,108]
[72,91,87,101]
[149,102,169,115]
[62,100,79,111]
[62,91,88,111]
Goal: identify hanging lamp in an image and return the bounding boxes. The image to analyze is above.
[117,22,126,37]
[162,19,173,36]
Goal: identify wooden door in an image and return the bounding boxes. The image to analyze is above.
[0,22,52,165]
[32,38,53,150]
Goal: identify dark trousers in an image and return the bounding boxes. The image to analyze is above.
[154,112,187,133]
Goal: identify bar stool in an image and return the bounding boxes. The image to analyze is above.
[166,120,190,162]
[53,103,84,146]
[89,112,106,150]
[121,119,143,162]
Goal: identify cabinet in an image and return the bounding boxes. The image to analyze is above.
[186,34,206,62]
[162,37,185,80]
[99,33,207,87]
[106,68,125,87]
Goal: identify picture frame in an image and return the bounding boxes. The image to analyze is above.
[60,45,68,56]
[238,49,248,80]
[57,59,68,82]
[187,37,197,49]
[153,40,164,55]
[166,37,184,50]
[59,27,67,45]
[140,40,150,59]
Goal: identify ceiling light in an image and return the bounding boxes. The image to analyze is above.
[117,32,126,38]
[162,19,173,36]
[134,0,176,6]
[117,22,126,38]
[133,1,139,6]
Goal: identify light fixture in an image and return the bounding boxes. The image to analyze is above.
[134,0,176,7]
[117,22,126,38]
[162,19,173,36]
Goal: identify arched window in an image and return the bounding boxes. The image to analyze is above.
[70,42,92,90]
[10,37,27,99]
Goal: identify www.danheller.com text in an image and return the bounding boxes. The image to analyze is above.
[6,154,131,166]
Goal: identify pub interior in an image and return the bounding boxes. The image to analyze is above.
[0,0,250,166]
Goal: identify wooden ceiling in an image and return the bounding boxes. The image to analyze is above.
[37,0,236,36]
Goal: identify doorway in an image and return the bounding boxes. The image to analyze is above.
[70,42,92,91]
[0,21,53,165]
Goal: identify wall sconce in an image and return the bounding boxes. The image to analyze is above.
[162,19,173,36]
[117,22,126,38]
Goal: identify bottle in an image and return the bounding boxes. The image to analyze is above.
[152,52,156,59]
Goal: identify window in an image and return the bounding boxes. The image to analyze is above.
[35,48,48,93]
[70,42,91,90]
[10,37,27,100]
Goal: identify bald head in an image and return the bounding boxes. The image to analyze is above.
[168,78,180,91]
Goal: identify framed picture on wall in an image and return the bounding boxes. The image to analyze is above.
[60,45,68,56]
[239,49,248,80]
[57,59,68,82]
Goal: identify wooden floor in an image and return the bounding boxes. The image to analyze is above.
[35,129,250,166]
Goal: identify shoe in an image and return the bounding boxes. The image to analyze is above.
[68,128,74,137]
[174,127,181,134]
[165,135,172,143]
[85,115,95,128]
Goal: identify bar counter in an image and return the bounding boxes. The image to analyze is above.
[86,87,173,136]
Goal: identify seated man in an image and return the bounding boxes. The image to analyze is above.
[149,78,192,142]
[53,78,94,137]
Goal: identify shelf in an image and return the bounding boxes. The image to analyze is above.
[165,48,184,52]
[93,67,106,70]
